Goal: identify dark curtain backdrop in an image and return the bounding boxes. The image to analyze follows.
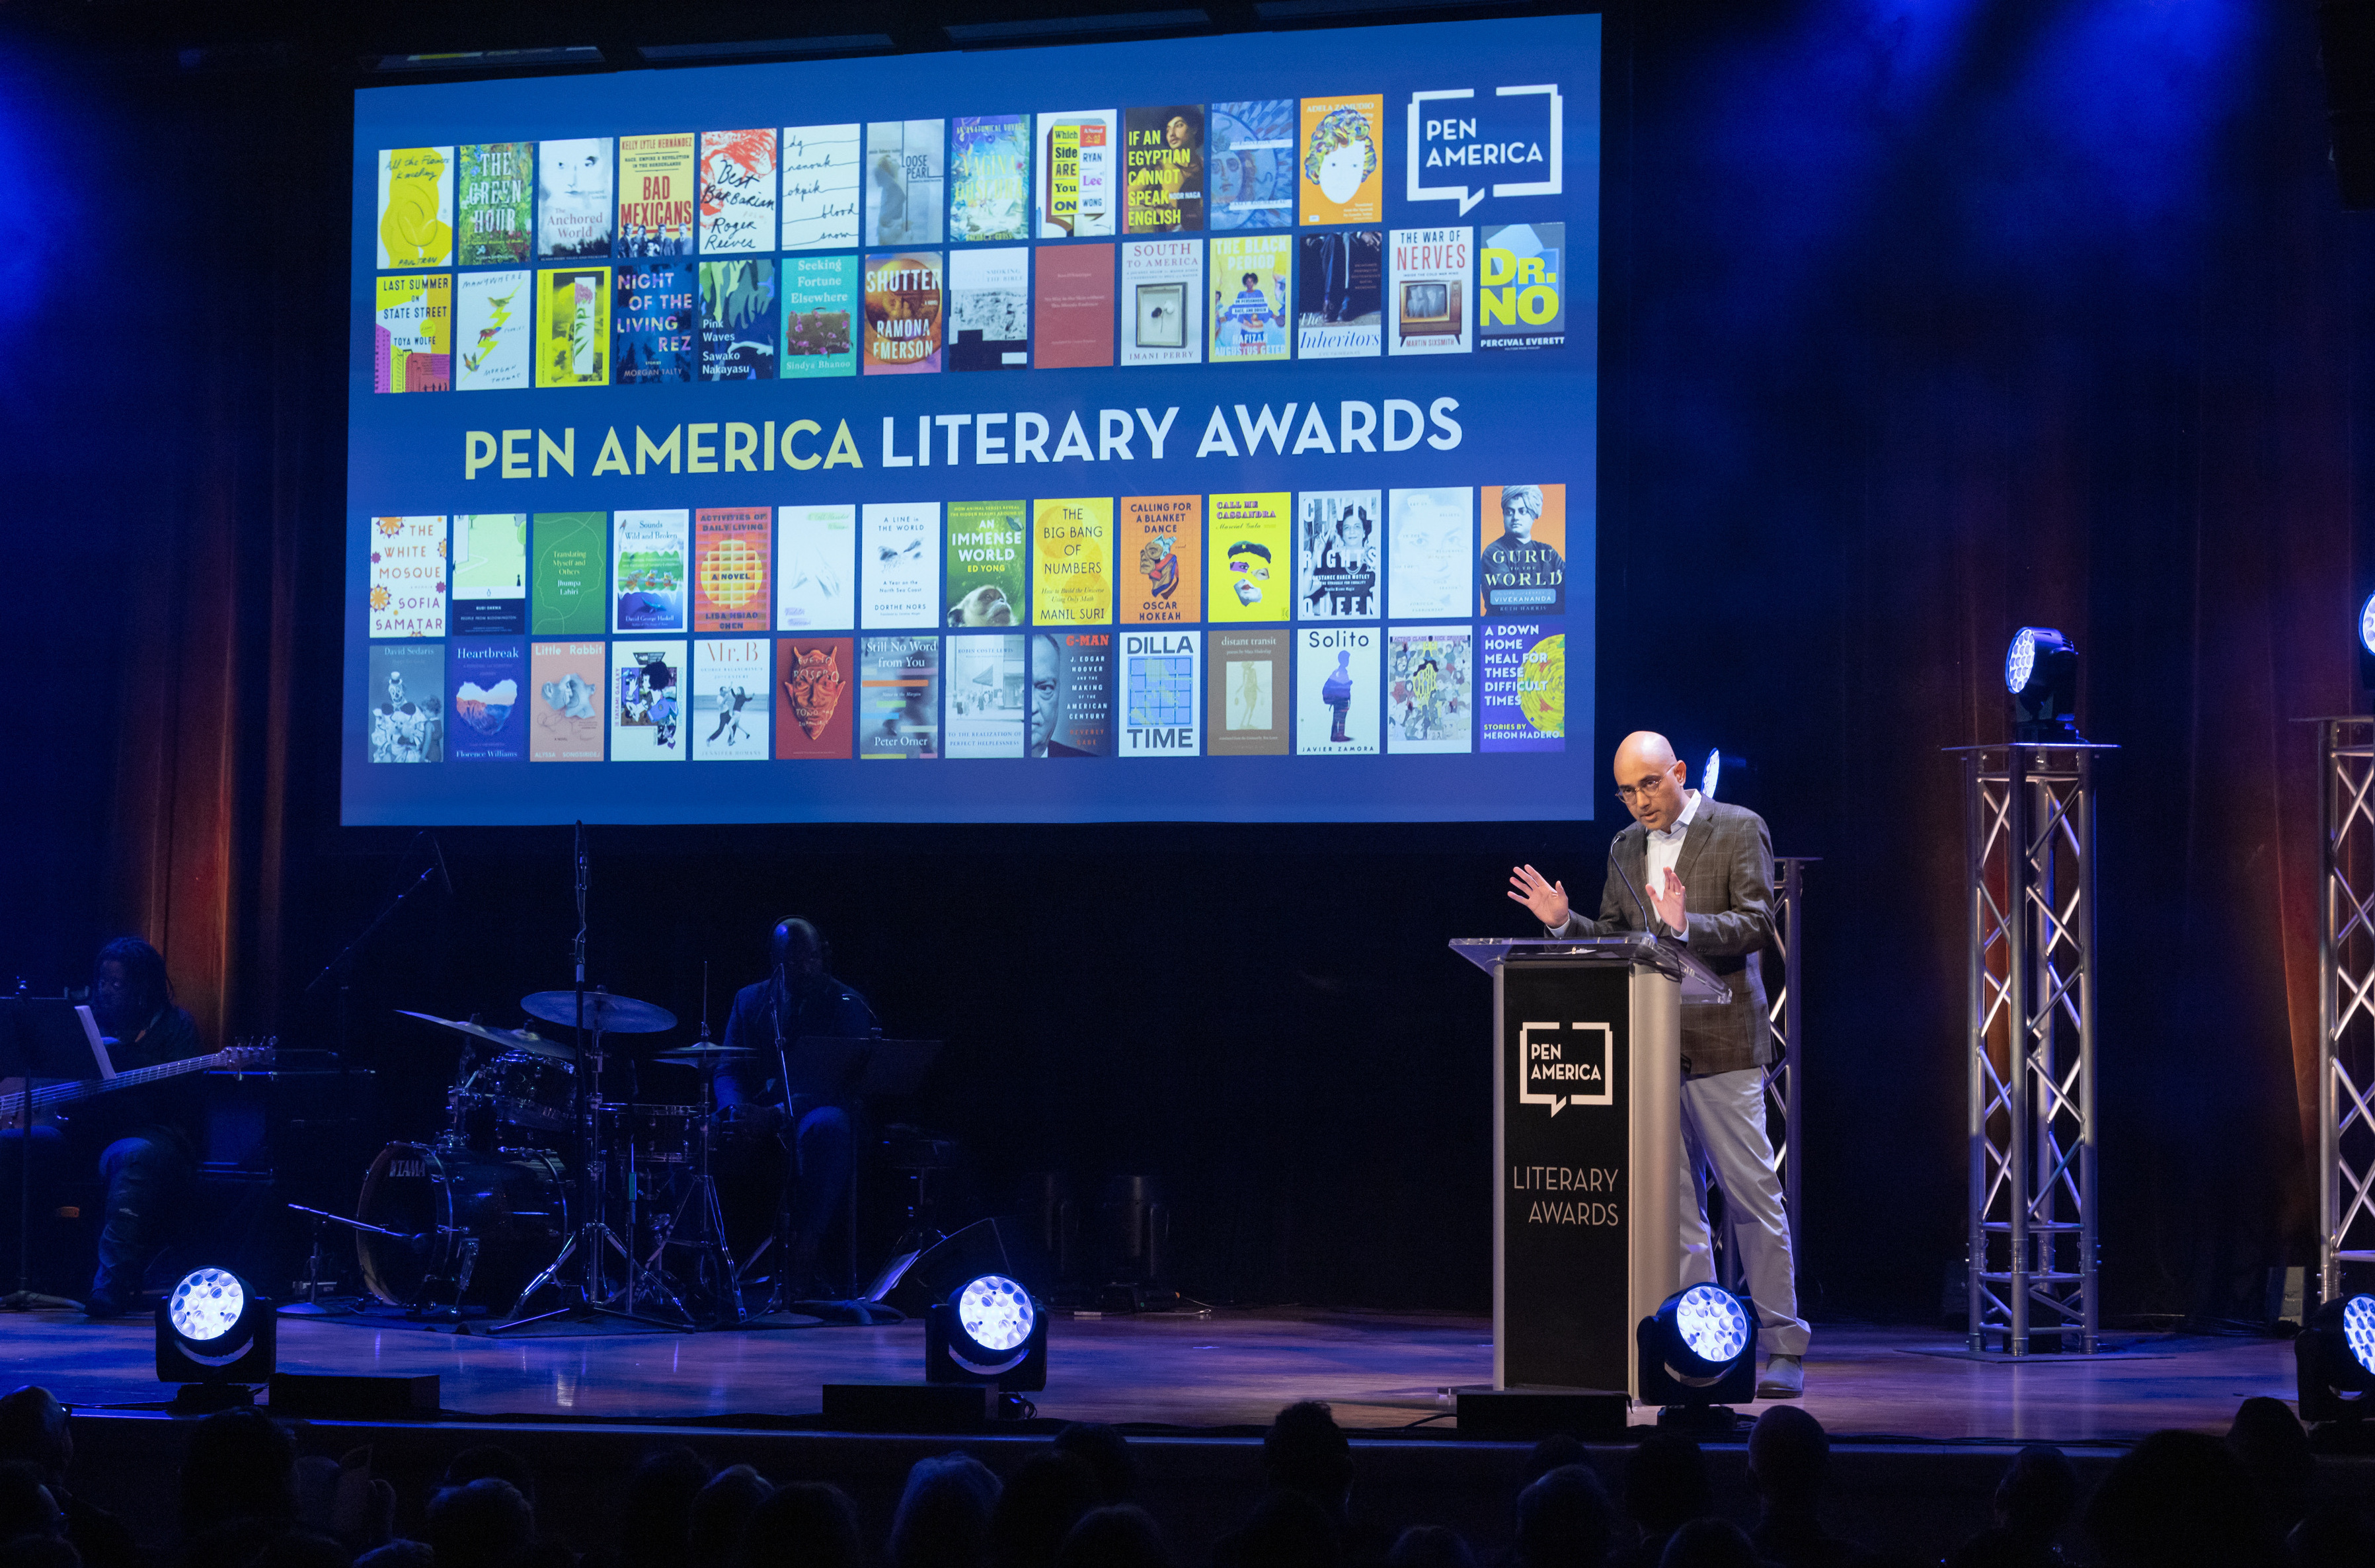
[1,0,2362,1320]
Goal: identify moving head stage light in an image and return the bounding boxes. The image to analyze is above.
[1638,1282,1756,1427]
[157,1267,275,1411]
[925,1273,1048,1392]
[2297,1293,2375,1432]
[2005,627,2082,743]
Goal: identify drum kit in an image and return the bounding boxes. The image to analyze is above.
[337,988,790,1329]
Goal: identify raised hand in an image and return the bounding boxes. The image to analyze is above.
[1651,867,1688,932]
[1507,864,1571,930]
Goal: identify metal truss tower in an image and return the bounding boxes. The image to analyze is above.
[2319,717,2375,1303]
[1957,742,2111,1354]
[1715,857,1809,1293]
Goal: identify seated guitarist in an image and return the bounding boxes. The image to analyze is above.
[80,938,204,1317]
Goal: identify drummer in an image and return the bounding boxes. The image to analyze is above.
[717,918,876,1300]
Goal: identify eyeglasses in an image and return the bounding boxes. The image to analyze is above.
[1614,773,1678,804]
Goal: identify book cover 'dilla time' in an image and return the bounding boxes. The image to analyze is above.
[1120,629,1199,758]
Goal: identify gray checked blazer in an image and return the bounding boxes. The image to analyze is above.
[1550,796,1777,1079]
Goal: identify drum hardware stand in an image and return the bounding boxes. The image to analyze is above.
[493,824,689,1334]
[284,1204,473,1315]
[648,1025,747,1328]
[278,1208,361,1317]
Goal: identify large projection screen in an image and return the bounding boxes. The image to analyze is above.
[344,15,1599,824]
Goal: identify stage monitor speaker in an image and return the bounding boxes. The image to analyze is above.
[869,1217,1039,1312]
[821,1382,989,1432]
[1455,1387,1628,1440]
[268,1372,440,1419]
[2319,1,2375,208]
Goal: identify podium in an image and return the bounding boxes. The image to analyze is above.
[1452,934,1730,1399]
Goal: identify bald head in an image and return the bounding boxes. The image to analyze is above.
[1612,731,1689,832]
[1612,732,1676,779]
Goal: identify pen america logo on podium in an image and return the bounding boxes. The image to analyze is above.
[1518,1021,1612,1115]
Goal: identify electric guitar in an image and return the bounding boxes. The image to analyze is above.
[0,1040,276,1128]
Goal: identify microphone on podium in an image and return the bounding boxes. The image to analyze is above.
[1607,844,1658,935]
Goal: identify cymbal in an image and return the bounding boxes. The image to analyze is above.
[518,990,678,1034]
[654,1043,756,1066]
[395,1010,573,1060]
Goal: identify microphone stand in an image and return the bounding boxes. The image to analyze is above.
[493,822,689,1333]
[303,833,442,1061]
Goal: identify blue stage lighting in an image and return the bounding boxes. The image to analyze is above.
[2005,628,2039,695]
[2345,1295,2375,1378]
[167,1269,247,1343]
[2358,591,2375,659]
[925,1272,1048,1391]
[955,1274,1034,1354]
[1674,1283,1751,1366]
[1701,749,1722,801]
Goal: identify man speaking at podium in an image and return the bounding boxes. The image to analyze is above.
[1506,730,1810,1398]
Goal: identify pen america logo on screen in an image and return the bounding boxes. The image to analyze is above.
[1517,1021,1611,1116]
[1406,85,1563,217]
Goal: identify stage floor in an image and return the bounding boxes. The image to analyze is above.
[0,1306,2299,1442]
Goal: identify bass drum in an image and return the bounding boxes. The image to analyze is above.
[355,1142,569,1310]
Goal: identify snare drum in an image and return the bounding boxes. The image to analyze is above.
[601,1102,706,1165]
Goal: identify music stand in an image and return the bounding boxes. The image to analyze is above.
[0,1000,109,1308]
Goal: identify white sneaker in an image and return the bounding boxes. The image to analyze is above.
[1756,1354,1805,1399]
